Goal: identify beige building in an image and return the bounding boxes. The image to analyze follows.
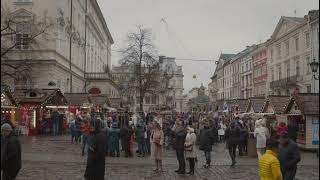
[267,12,319,95]
[252,42,268,97]
[1,0,117,98]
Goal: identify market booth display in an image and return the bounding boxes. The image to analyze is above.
[64,93,91,115]
[1,85,18,126]
[284,93,319,150]
[13,88,68,135]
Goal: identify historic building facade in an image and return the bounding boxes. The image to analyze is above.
[267,12,319,95]
[252,42,268,97]
[1,0,115,96]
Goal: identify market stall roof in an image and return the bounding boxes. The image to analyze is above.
[262,95,290,114]
[1,85,18,107]
[285,93,319,115]
[246,97,265,113]
[64,93,91,106]
[13,88,67,106]
[89,95,110,106]
[234,99,249,112]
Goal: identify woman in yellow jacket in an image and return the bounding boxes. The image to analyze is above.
[258,139,283,180]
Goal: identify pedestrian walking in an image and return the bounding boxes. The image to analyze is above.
[218,120,226,142]
[184,127,197,175]
[254,118,270,158]
[238,120,249,156]
[225,121,240,167]
[69,114,77,144]
[150,121,164,172]
[145,123,152,155]
[1,123,21,180]
[51,109,60,136]
[109,122,120,157]
[258,139,283,180]
[80,117,91,156]
[173,120,187,174]
[135,123,146,157]
[278,132,301,180]
[84,119,107,180]
[74,115,82,144]
[199,122,215,168]
[287,120,299,143]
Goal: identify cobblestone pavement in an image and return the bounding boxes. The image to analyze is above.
[15,135,319,180]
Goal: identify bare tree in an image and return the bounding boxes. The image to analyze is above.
[1,6,53,86]
[120,25,160,112]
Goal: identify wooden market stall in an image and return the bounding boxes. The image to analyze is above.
[1,85,18,126]
[261,95,290,124]
[13,88,68,135]
[64,93,92,115]
[284,93,319,150]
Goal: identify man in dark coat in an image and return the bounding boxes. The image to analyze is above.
[278,132,301,180]
[1,123,21,180]
[120,125,132,157]
[225,122,240,167]
[173,120,187,174]
[84,119,107,180]
[287,120,299,142]
[51,109,60,136]
[199,122,215,168]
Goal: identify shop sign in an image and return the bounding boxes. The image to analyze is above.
[312,117,319,145]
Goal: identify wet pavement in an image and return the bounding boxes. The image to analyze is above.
[15,135,319,180]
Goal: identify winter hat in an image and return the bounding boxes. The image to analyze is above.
[1,123,13,131]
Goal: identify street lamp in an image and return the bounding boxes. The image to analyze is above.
[310,58,319,80]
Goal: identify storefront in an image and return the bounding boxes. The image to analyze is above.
[284,93,319,150]
[14,88,67,135]
[1,85,18,126]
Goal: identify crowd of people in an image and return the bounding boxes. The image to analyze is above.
[1,110,303,180]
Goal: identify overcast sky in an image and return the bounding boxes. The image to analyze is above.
[97,0,319,93]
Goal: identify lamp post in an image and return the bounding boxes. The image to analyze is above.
[309,58,319,92]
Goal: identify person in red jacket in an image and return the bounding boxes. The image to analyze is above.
[276,122,288,134]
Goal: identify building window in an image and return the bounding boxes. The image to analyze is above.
[286,61,290,78]
[306,56,311,74]
[270,48,274,62]
[307,85,311,93]
[278,66,282,80]
[15,21,31,49]
[285,40,290,56]
[295,37,299,51]
[271,67,274,81]
[277,44,281,58]
[296,60,300,76]
[305,32,310,48]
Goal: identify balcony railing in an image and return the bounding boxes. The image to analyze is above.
[270,75,300,89]
[85,72,111,80]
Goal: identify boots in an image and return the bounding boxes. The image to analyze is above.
[158,160,163,172]
[153,160,159,172]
